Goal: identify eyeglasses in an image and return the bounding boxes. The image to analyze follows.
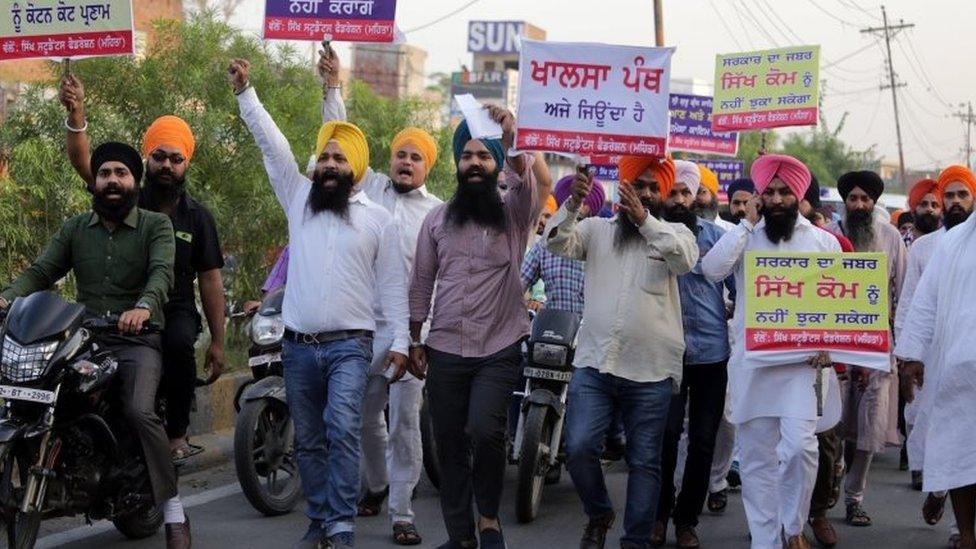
[150,150,186,166]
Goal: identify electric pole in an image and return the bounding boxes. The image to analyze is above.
[653,0,664,47]
[861,6,913,190]
[953,102,975,169]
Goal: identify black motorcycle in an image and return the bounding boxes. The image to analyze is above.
[232,287,302,516]
[0,292,165,548]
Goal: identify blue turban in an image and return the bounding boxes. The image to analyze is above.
[452,119,505,173]
[726,178,755,199]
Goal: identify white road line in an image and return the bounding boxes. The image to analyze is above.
[35,482,243,548]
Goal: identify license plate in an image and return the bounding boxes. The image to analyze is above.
[249,352,281,368]
[0,385,55,404]
[523,367,572,382]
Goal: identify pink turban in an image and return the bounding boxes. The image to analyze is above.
[750,154,811,199]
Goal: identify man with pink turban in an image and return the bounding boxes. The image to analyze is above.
[703,154,842,549]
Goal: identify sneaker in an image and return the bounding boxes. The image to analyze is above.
[579,512,615,549]
[328,532,354,547]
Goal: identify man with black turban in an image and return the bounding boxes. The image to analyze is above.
[827,170,907,529]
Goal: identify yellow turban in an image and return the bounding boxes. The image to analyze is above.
[315,121,369,183]
[390,127,438,169]
[544,195,557,215]
[699,165,719,197]
[142,115,196,161]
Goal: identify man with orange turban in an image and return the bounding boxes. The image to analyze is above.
[545,155,697,549]
[693,164,734,230]
[316,51,443,545]
[907,179,942,244]
[231,58,411,548]
[703,154,843,549]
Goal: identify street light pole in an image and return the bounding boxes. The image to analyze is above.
[653,0,664,47]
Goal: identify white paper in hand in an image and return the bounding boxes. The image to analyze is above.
[454,94,503,140]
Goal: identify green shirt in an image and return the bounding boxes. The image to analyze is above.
[1,207,175,326]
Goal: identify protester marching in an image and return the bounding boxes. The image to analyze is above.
[1,1,975,549]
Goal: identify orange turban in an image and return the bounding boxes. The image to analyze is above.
[316,121,370,183]
[618,156,676,198]
[937,165,976,196]
[142,115,196,161]
[699,165,719,197]
[890,209,905,227]
[908,179,940,211]
[390,127,438,169]
[544,195,557,215]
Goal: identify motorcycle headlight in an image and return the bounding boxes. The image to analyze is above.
[531,342,569,368]
[251,314,284,346]
[0,336,59,383]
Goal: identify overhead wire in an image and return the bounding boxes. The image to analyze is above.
[834,0,882,22]
[896,33,953,108]
[402,0,480,34]
[707,0,745,51]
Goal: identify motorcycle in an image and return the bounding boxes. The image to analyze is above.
[232,287,302,516]
[0,292,166,548]
[512,308,580,523]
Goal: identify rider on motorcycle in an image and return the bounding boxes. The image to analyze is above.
[0,142,191,548]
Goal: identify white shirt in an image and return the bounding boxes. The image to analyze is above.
[893,227,944,340]
[237,87,410,353]
[714,216,736,232]
[702,216,842,427]
[545,204,698,384]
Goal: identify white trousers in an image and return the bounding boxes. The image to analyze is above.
[738,417,819,549]
[710,413,737,493]
[361,373,425,524]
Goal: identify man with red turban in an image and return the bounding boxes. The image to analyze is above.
[907,179,942,244]
[703,154,843,549]
[548,155,697,549]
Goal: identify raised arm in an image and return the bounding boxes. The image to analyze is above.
[229,59,309,212]
[59,74,94,186]
[318,45,347,123]
[545,171,594,261]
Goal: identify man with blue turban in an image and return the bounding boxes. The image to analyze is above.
[409,106,549,549]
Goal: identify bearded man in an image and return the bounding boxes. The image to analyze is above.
[907,178,943,243]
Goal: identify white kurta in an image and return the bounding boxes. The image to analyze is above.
[701,216,842,431]
[895,214,976,493]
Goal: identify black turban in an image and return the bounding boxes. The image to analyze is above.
[804,174,822,208]
[837,170,884,202]
[90,142,144,187]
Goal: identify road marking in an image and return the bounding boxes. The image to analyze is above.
[36,482,243,548]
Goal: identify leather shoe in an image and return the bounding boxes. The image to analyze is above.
[923,492,948,525]
[579,512,614,549]
[166,516,191,549]
[808,516,837,547]
[785,533,812,549]
[649,520,666,547]
[675,525,700,548]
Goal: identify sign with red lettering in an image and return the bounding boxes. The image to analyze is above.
[1,0,134,61]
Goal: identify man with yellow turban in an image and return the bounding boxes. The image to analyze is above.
[230,58,409,549]
[693,164,734,231]
[317,50,442,546]
[543,155,697,549]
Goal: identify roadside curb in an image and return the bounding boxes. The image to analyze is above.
[181,371,251,474]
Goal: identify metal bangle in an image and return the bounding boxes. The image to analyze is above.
[64,117,87,133]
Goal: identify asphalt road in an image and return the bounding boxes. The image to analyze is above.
[30,447,955,549]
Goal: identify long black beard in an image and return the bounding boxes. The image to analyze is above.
[845,209,876,251]
[694,196,719,221]
[145,167,186,204]
[944,205,973,230]
[664,203,699,234]
[762,203,799,244]
[613,198,661,252]
[91,184,138,223]
[307,170,355,219]
[913,212,940,234]
[730,211,746,225]
[445,167,506,231]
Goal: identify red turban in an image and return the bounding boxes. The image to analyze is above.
[618,156,676,198]
[750,154,811,199]
[937,165,976,196]
[908,179,940,211]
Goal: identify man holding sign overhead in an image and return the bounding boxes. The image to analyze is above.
[702,154,842,549]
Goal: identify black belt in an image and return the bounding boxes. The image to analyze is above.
[284,329,373,345]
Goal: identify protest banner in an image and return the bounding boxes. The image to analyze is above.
[744,251,890,371]
[712,45,820,131]
[1,0,134,62]
[263,0,397,42]
[669,93,738,156]
[515,39,674,157]
[701,159,744,200]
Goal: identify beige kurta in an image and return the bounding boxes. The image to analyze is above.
[827,218,907,452]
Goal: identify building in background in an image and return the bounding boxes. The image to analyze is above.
[351,43,427,100]
[467,20,546,72]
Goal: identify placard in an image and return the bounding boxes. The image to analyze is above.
[263,0,397,42]
[1,0,134,61]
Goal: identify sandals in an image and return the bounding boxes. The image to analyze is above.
[171,441,204,464]
[393,522,422,546]
[845,502,872,527]
[357,486,389,517]
[707,489,728,513]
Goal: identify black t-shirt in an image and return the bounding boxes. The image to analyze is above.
[139,189,224,313]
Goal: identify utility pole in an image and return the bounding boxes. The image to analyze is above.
[861,6,913,190]
[653,0,664,47]
[953,102,975,169]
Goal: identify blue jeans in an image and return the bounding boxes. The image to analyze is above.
[565,367,673,546]
[283,335,372,539]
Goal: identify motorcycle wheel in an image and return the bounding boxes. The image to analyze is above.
[234,398,302,516]
[515,405,552,523]
[10,510,40,549]
[113,505,163,540]
[419,389,441,490]
[1,443,40,549]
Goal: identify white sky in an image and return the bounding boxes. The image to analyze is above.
[230,0,975,170]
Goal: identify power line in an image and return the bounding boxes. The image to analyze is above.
[834,0,882,21]
[896,32,952,108]
[736,0,780,47]
[749,0,797,46]
[805,0,857,28]
[402,0,480,34]
[706,0,745,51]
[823,41,876,68]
